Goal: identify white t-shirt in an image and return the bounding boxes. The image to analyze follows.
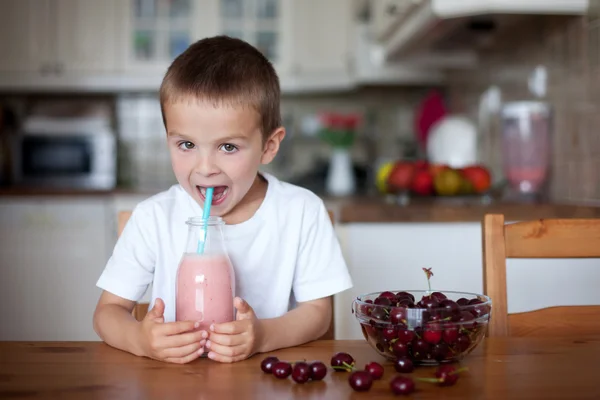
[97,173,353,322]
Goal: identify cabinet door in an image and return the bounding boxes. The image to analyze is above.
[123,0,218,74]
[0,0,50,72]
[217,0,293,77]
[288,0,351,75]
[0,198,113,341]
[54,0,124,73]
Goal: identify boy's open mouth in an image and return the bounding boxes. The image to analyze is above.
[197,185,229,206]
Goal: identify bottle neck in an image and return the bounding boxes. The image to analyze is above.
[184,217,227,256]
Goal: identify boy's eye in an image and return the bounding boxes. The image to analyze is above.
[220,143,238,153]
[178,141,195,150]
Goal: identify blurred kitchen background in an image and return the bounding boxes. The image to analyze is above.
[1,0,600,342]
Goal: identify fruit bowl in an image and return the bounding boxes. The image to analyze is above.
[352,289,491,365]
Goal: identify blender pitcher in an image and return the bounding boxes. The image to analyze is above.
[500,101,552,200]
[175,216,236,332]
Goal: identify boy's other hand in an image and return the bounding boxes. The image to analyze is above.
[138,298,208,364]
[206,297,263,363]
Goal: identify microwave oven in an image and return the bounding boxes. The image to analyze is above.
[12,116,117,190]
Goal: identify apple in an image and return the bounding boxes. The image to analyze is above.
[461,165,491,193]
[410,170,434,196]
[387,161,416,192]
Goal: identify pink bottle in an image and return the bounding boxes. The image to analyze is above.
[501,101,552,200]
[176,216,236,332]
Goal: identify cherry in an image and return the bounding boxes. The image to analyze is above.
[348,370,373,392]
[390,307,407,325]
[309,361,327,381]
[370,307,386,321]
[418,295,439,310]
[432,342,450,361]
[398,298,414,307]
[390,340,408,357]
[291,362,311,384]
[360,300,373,315]
[272,361,292,379]
[365,361,384,380]
[431,291,447,302]
[394,357,414,373]
[379,291,396,300]
[458,311,475,328]
[396,291,415,303]
[456,334,471,352]
[260,356,279,373]
[397,329,415,344]
[412,338,430,360]
[423,327,442,344]
[331,352,355,372]
[382,327,397,341]
[390,376,415,395]
[439,299,460,314]
[374,296,392,306]
[456,297,470,306]
[418,365,469,387]
[442,324,459,344]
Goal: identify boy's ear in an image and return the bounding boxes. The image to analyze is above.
[260,127,286,165]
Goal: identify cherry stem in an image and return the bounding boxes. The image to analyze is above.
[342,362,355,371]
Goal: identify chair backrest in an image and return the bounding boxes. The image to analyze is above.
[118,209,337,339]
[482,213,600,337]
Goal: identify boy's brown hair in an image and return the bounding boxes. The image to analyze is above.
[159,35,281,141]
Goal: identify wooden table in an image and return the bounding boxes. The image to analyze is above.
[1,338,599,399]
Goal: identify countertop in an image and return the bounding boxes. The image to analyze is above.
[332,196,600,223]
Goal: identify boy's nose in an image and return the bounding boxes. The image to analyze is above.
[194,157,220,177]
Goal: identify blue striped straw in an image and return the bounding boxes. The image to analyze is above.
[197,187,213,254]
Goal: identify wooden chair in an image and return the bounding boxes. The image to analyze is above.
[482,214,600,337]
[118,210,337,340]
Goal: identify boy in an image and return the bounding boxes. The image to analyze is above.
[93,36,353,364]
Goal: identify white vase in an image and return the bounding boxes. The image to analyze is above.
[326,148,355,196]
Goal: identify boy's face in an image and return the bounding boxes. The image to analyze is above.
[164,98,283,218]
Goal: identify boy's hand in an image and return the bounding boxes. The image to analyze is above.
[138,298,208,364]
[206,297,263,363]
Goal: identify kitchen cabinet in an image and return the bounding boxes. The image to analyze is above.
[122,0,218,74]
[0,0,123,74]
[0,197,113,341]
[333,222,600,340]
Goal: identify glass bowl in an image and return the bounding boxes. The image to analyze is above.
[352,290,491,365]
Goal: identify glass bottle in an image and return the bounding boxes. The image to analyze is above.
[175,216,236,331]
[501,101,552,201]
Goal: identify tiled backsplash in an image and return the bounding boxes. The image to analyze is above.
[446,12,600,204]
[116,87,434,192]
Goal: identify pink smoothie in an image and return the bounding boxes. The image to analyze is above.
[176,253,234,330]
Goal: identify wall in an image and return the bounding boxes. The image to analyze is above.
[447,11,600,204]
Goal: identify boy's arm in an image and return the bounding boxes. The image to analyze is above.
[93,291,145,356]
[257,296,332,353]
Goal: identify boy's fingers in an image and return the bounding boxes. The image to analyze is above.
[206,333,245,347]
[210,321,246,335]
[206,342,247,359]
[163,331,207,349]
[160,321,202,336]
[162,341,205,359]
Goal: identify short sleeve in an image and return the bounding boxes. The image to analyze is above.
[96,206,156,301]
[292,200,353,303]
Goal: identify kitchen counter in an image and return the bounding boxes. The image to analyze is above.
[335,196,600,223]
[2,187,600,223]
